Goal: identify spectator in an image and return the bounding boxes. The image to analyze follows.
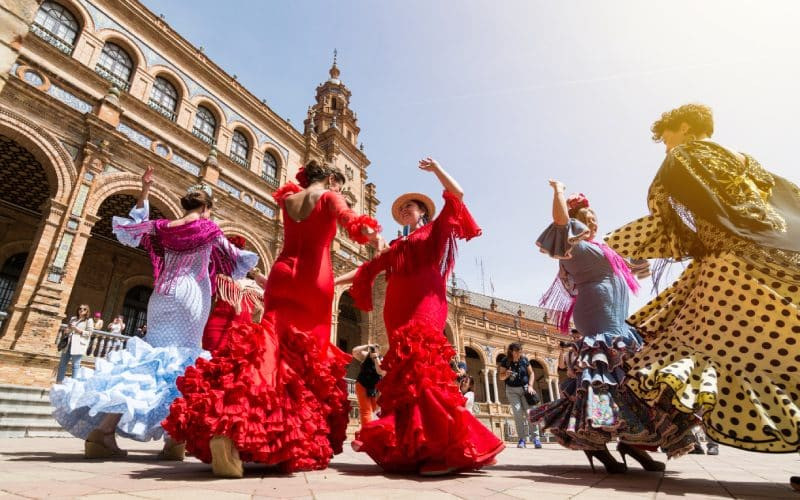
[498,342,542,449]
[134,323,147,338]
[108,315,125,335]
[460,376,476,414]
[56,304,93,382]
[352,343,385,426]
[92,312,104,331]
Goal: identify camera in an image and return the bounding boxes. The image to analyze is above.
[559,340,572,348]
[368,344,377,353]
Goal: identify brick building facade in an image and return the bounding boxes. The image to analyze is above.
[0,0,378,386]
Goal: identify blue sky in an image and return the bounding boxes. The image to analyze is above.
[143,0,800,311]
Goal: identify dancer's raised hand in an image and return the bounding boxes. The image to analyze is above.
[549,179,565,193]
[142,165,155,187]
[418,157,441,173]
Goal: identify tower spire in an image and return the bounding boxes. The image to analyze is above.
[329,48,341,81]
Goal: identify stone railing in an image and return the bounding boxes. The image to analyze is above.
[474,401,513,417]
[55,324,129,359]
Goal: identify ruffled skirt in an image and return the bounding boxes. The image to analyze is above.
[626,252,800,453]
[50,337,207,441]
[162,317,351,472]
[529,327,697,457]
[352,321,504,473]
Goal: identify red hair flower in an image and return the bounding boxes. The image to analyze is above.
[566,193,589,212]
[295,166,310,188]
[227,235,247,249]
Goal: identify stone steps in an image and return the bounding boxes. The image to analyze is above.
[0,384,69,438]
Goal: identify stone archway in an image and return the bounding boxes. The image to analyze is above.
[529,359,550,403]
[464,345,487,403]
[336,291,363,379]
[66,193,166,326]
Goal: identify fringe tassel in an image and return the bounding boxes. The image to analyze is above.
[539,273,577,333]
[216,274,243,314]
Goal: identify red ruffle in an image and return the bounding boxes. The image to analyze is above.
[272,182,302,205]
[441,191,482,241]
[163,317,350,472]
[353,320,504,473]
[345,214,381,245]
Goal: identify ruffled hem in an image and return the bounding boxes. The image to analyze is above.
[353,320,504,473]
[627,345,800,454]
[536,219,591,259]
[50,337,207,442]
[163,318,351,471]
[345,214,381,245]
[529,331,697,458]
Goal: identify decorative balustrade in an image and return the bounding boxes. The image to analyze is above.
[191,126,214,144]
[94,65,131,92]
[30,23,74,55]
[261,173,279,187]
[56,324,129,359]
[148,98,177,121]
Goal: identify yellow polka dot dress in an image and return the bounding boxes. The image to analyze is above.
[606,140,800,453]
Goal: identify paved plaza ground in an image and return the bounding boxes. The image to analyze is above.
[0,438,798,499]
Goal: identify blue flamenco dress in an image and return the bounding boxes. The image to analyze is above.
[50,201,258,441]
[529,219,696,456]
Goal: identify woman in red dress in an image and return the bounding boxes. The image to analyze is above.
[163,163,382,477]
[336,158,504,475]
[201,235,265,352]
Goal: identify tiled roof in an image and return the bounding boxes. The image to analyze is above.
[449,288,549,322]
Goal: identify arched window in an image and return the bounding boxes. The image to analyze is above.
[149,76,178,121]
[192,106,216,144]
[261,151,279,185]
[0,253,27,312]
[95,42,133,91]
[230,130,250,167]
[32,1,79,55]
[121,285,152,337]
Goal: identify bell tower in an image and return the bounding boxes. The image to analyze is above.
[304,51,376,217]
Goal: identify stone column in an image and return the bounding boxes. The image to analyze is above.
[492,368,501,403]
[483,368,491,403]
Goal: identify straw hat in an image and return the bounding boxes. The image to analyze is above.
[391,192,436,226]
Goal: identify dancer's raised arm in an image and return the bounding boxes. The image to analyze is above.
[549,179,569,226]
[419,157,463,199]
[137,165,153,209]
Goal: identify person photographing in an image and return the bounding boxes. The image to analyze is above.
[352,343,386,426]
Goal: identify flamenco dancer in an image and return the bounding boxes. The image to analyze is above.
[50,166,258,459]
[605,104,800,483]
[163,163,382,477]
[202,234,265,352]
[336,157,504,475]
[529,184,697,473]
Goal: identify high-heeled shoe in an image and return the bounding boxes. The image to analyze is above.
[583,449,627,474]
[158,439,186,461]
[617,442,665,472]
[210,435,243,478]
[419,461,457,476]
[790,476,800,492]
[85,429,128,459]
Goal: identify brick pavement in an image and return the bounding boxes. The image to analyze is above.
[0,438,798,499]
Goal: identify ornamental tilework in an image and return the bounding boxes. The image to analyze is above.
[47,85,93,113]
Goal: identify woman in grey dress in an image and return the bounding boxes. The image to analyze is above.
[529,180,696,473]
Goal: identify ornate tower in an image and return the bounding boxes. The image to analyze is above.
[304,51,374,217]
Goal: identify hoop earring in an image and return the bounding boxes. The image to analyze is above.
[685,133,697,142]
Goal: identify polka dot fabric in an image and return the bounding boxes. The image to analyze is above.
[607,213,800,453]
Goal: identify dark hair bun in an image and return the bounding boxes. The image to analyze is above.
[304,162,346,186]
[180,191,213,212]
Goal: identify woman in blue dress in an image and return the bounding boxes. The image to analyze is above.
[50,166,258,459]
[529,180,696,473]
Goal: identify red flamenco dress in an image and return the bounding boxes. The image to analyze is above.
[163,183,380,472]
[349,191,505,473]
[202,235,264,352]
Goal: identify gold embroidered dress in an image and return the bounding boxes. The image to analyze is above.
[606,140,800,453]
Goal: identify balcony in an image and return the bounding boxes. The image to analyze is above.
[261,172,279,187]
[94,65,131,92]
[230,153,250,168]
[191,126,214,145]
[147,98,177,122]
[30,23,74,55]
[55,324,129,359]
